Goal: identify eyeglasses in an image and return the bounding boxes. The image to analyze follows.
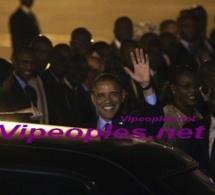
[175,83,199,90]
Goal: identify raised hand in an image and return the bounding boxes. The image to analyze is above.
[124,48,150,88]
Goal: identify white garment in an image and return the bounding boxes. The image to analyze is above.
[209,115,215,158]
[28,76,49,124]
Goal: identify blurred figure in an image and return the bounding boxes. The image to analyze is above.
[9,0,40,54]
[86,56,103,73]
[190,5,214,63]
[93,41,112,61]
[93,41,122,76]
[159,19,180,40]
[63,55,96,125]
[182,81,215,179]
[30,35,53,76]
[70,27,93,56]
[191,5,208,40]
[196,60,215,117]
[119,39,144,113]
[176,13,200,71]
[40,49,70,125]
[160,32,179,66]
[0,58,42,121]
[54,43,71,60]
[111,16,133,56]
[161,65,202,146]
[29,35,53,124]
[0,46,41,122]
[0,58,15,97]
[139,33,171,95]
[177,8,214,71]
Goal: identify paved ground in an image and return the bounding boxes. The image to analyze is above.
[1,0,215,60]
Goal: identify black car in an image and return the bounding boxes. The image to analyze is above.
[0,121,215,195]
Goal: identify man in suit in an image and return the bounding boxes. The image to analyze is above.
[86,48,164,136]
[110,16,133,57]
[40,49,70,125]
[196,59,215,117]
[9,0,40,53]
[176,13,200,72]
[182,81,215,179]
[0,46,40,122]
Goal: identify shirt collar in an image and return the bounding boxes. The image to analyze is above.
[210,115,215,131]
[20,5,31,14]
[82,83,90,92]
[64,77,74,90]
[97,116,112,129]
[114,39,121,49]
[49,71,60,83]
[14,74,27,90]
[180,39,190,50]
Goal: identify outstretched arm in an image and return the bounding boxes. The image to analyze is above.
[14,107,43,120]
[124,48,153,95]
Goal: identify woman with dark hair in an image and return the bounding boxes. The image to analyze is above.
[161,65,202,145]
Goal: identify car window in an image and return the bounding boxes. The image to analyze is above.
[158,169,215,195]
[0,167,99,195]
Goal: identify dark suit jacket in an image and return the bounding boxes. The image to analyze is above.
[40,70,72,125]
[182,117,215,178]
[0,76,33,122]
[176,43,200,72]
[196,101,209,118]
[119,71,145,113]
[9,7,40,51]
[82,101,164,137]
[62,84,96,126]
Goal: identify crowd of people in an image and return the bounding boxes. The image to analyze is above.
[1,0,215,179]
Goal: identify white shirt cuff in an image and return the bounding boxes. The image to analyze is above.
[144,92,157,105]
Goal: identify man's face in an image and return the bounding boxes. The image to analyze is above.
[14,50,34,82]
[70,34,92,56]
[91,81,125,122]
[179,18,197,42]
[115,20,133,42]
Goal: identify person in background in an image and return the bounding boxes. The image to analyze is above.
[70,27,93,57]
[182,81,215,179]
[29,35,52,124]
[110,16,133,57]
[159,19,180,41]
[161,65,202,146]
[196,60,215,117]
[84,48,164,136]
[0,57,42,121]
[9,0,40,54]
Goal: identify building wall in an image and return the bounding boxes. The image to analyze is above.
[1,0,215,60]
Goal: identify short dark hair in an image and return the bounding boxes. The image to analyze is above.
[169,65,195,84]
[13,45,34,60]
[114,16,132,28]
[160,19,177,33]
[30,35,53,49]
[71,28,92,41]
[91,73,122,93]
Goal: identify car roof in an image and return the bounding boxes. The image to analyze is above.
[0,121,198,182]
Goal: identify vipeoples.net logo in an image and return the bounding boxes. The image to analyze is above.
[0,121,205,143]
